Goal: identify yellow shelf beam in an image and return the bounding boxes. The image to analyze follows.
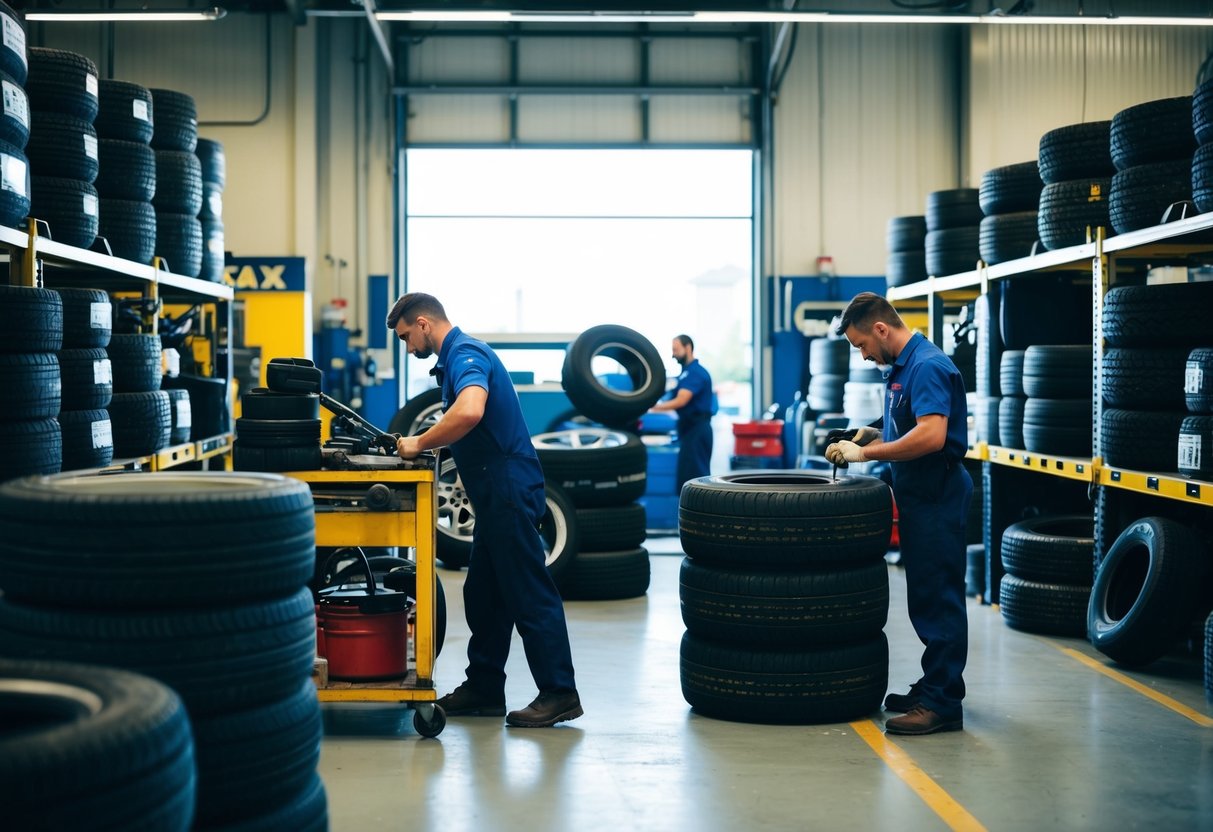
[1098,466,1213,507]
[987,445,1095,483]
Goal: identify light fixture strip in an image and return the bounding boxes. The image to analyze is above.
[25,7,226,22]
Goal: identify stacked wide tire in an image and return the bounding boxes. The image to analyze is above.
[1020,345,1092,458]
[997,515,1093,636]
[0,471,328,829]
[885,215,927,289]
[0,285,62,480]
[94,79,156,263]
[1037,121,1114,250]
[925,188,982,277]
[1180,346,1213,478]
[1192,78,1213,215]
[678,472,892,723]
[151,89,202,278]
[196,138,226,282]
[233,387,323,473]
[108,331,169,458]
[807,337,848,414]
[978,161,1044,265]
[997,349,1026,449]
[0,3,30,230]
[1109,96,1196,235]
[55,287,114,470]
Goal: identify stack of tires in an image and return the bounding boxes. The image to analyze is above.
[1109,96,1196,235]
[1192,77,1213,214]
[0,285,62,480]
[55,287,114,470]
[978,161,1044,265]
[94,80,156,263]
[925,188,982,277]
[1180,347,1213,478]
[196,138,226,282]
[678,472,892,723]
[233,387,323,472]
[1021,345,1092,458]
[997,515,1093,636]
[973,292,1000,445]
[0,471,328,829]
[807,337,847,414]
[997,349,1026,449]
[1037,121,1114,249]
[885,215,927,289]
[107,331,169,459]
[151,89,202,278]
[844,347,883,424]
[0,3,31,231]
[25,47,99,249]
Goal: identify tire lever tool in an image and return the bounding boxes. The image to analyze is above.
[825,428,858,482]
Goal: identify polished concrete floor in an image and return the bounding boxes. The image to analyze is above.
[318,540,1213,832]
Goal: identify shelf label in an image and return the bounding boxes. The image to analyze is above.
[91,419,113,450]
[224,256,306,292]
[132,99,149,122]
[90,301,110,328]
[1179,433,1202,473]
[2,17,25,66]
[82,193,97,216]
[1,152,26,196]
[1185,363,1203,396]
[2,79,27,129]
[93,358,111,385]
[175,400,192,428]
[85,73,98,99]
[83,133,97,160]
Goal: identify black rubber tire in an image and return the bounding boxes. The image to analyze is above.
[974,395,1000,445]
[1038,121,1115,184]
[25,48,98,122]
[1101,348,1189,410]
[1101,408,1186,473]
[149,88,197,153]
[0,71,29,148]
[1021,345,1091,399]
[925,188,981,231]
[1186,348,1213,413]
[0,417,61,481]
[1037,178,1112,250]
[165,387,191,445]
[561,324,666,427]
[998,396,1025,449]
[107,332,161,393]
[1109,96,1195,171]
[1089,517,1209,666]
[885,215,926,252]
[0,138,30,227]
[0,586,316,716]
[1102,282,1213,349]
[27,111,98,183]
[679,557,888,646]
[152,149,203,215]
[1178,415,1213,479]
[979,161,1043,215]
[965,543,985,598]
[925,226,979,277]
[235,417,322,447]
[679,472,893,568]
[886,250,927,288]
[0,285,62,354]
[999,349,1025,397]
[154,211,202,278]
[388,387,444,437]
[58,408,113,471]
[95,80,153,143]
[108,390,171,457]
[200,218,225,282]
[807,373,845,412]
[0,658,195,832]
[54,286,110,349]
[999,574,1090,637]
[974,291,1000,398]
[30,176,98,249]
[57,346,111,410]
[1195,78,1213,146]
[200,182,223,220]
[95,139,156,202]
[1193,140,1213,214]
[1022,398,1091,458]
[232,442,323,474]
[576,502,646,552]
[1000,514,1094,585]
[979,211,1039,265]
[98,198,155,263]
[0,2,26,85]
[533,428,647,508]
[0,352,60,421]
[964,458,983,547]
[205,772,327,832]
[680,631,887,724]
[191,678,321,825]
[1204,609,1213,702]
[557,546,650,601]
[242,388,320,421]
[196,137,226,187]
[1109,159,1193,234]
[809,337,850,376]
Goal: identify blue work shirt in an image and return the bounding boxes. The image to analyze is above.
[674,358,713,434]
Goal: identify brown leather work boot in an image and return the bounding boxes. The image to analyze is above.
[505,690,583,728]
[435,681,506,717]
[884,705,963,736]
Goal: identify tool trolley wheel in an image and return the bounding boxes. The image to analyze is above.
[413,703,446,738]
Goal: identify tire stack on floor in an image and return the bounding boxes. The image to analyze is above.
[1109,96,1196,235]
[196,138,226,282]
[1037,121,1115,250]
[107,331,169,459]
[678,472,892,723]
[233,387,323,473]
[925,188,982,278]
[0,4,31,232]
[885,215,927,290]
[25,47,99,249]
[997,515,1093,636]
[0,285,62,480]
[54,287,114,470]
[807,336,847,415]
[94,80,156,263]
[978,161,1044,265]
[997,349,1027,449]
[0,471,328,829]
[150,89,202,278]
[1180,347,1213,479]
[1020,345,1092,458]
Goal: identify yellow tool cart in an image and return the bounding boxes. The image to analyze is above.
[288,450,446,738]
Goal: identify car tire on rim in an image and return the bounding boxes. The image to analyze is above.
[532,427,646,508]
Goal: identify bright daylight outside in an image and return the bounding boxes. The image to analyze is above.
[403,148,754,418]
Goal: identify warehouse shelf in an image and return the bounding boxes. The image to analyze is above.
[1100,209,1213,256]
[987,445,1094,483]
[984,240,1098,280]
[1098,466,1213,508]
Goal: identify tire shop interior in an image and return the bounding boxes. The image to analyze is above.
[1,1,1212,830]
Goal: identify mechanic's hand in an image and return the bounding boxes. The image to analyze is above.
[826,440,867,465]
[852,426,881,447]
[397,435,424,460]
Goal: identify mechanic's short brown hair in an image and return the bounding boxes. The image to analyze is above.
[386,292,448,329]
[835,292,906,336]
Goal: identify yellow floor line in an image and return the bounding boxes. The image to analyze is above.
[850,719,988,832]
[1049,643,1213,728]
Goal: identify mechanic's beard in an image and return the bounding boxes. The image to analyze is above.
[413,337,434,360]
[674,354,689,367]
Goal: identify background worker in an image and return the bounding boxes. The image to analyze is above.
[649,334,714,490]
[826,292,972,736]
[389,292,581,728]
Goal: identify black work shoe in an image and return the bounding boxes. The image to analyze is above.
[883,684,922,713]
[505,690,583,728]
[884,705,963,736]
[435,681,506,717]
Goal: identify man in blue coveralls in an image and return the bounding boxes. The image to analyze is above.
[649,334,714,490]
[389,293,582,728]
[826,292,972,736]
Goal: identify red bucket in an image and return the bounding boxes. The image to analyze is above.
[732,420,784,457]
[319,604,409,681]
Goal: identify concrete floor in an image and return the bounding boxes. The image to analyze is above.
[318,540,1213,832]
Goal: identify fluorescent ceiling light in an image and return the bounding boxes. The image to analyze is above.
[25,6,226,22]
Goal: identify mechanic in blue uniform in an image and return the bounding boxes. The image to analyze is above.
[649,334,714,490]
[826,292,972,736]
[389,292,581,728]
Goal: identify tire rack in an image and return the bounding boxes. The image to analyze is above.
[887,211,1213,605]
[0,219,234,471]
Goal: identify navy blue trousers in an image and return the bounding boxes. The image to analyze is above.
[461,457,576,697]
[892,462,972,718]
[676,418,713,491]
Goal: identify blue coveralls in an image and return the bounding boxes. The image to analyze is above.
[435,327,577,698]
[674,358,714,491]
[884,332,972,719]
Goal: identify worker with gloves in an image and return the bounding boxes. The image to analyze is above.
[826,292,972,736]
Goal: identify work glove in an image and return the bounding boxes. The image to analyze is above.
[852,426,881,447]
[825,440,867,466]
